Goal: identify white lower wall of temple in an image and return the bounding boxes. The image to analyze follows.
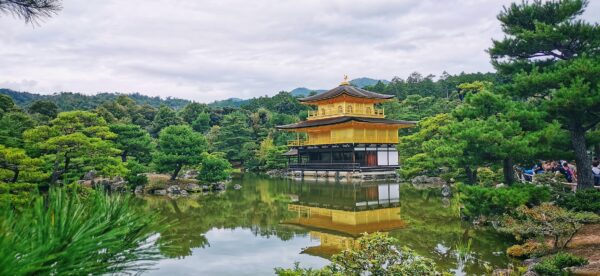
[377,149,398,166]
[389,151,399,165]
[288,170,399,183]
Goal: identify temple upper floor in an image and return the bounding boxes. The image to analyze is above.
[308,101,384,120]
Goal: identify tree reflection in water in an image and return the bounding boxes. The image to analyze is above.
[134,175,514,275]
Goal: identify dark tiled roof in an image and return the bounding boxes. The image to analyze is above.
[298,85,394,102]
[276,116,416,130]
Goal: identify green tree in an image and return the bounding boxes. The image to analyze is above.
[0,111,35,148]
[250,108,272,141]
[451,90,535,184]
[179,102,209,124]
[489,0,600,189]
[197,152,232,183]
[431,116,528,184]
[191,112,211,133]
[154,125,207,180]
[383,94,459,121]
[256,137,287,170]
[399,114,455,180]
[0,145,44,183]
[124,160,148,188]
[150,106,183,137]
[211,111,254,164]
[28,100,58,119]
[0,94,15,117]
[109,123,154,163]
[23,111,124,184]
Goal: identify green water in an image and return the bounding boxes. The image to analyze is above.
[137,174,513,275]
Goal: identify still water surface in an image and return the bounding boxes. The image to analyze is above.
[138,174,513,275]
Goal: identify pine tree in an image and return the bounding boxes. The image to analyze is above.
[109,124,154,163]
[154,125,207,180]
[489,0,600,189]
[212,111,254,164]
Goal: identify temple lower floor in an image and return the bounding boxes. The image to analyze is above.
[286,143,399,172]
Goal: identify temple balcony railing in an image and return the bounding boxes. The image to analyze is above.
[287,162,399,172]
[288,162,361,171]
[307,108,384,120]
[287,136,398,146]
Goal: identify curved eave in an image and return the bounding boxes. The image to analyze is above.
[298,85,394,103]
[275,116,417,130]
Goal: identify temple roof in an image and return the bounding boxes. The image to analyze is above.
[298,84,394,103]
[276,116,416,130]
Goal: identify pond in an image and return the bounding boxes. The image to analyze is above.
[137,174,514,276]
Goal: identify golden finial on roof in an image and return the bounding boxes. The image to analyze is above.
[340,74,350,86]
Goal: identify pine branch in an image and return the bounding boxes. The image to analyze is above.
[0,0,61,24]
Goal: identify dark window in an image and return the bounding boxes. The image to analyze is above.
[355,151,366,166]
[332,151,352,163]
[309,152,332,163]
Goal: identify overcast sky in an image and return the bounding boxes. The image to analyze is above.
[1,0,598,103]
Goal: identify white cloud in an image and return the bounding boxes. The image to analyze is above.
[1,0,598,102]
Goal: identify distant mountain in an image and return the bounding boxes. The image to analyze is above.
[288,78,389,97]
[349,77,390,88]
[0,89,191,110]
[0,76,389,110]
[289,87,327,97]
[208,97,247,108]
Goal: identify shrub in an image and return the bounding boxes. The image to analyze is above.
[506,240,545,258]
[0,182,38,207]
[532,252,588,276]
[459,183,552,218]
[275,233,439,276]
[274,262,331,276]
[499,203,600,251]
[556,189,600,214]
[125,160,149,188]
[477,167,501,187]
[197,152,232,183]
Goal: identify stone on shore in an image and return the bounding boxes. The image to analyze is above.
[411,175,447,187]
[184,183,201,192]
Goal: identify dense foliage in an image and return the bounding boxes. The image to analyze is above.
[274,233,439,276]
[490,0,600,189]
[154,125,207,180]
[0,1,598,272]
[556,189,600,214]
[498,203,599,251]
[197,152,232,183]
[0,188,163,275]
[459,184,552,218]
[532,252,588,276]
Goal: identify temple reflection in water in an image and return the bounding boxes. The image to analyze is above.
[283,182,405,258]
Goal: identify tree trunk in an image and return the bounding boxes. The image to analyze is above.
[570,128,593,189]
[64,156,70,177]
[121,150,128,163]
[595,143,600,160]
[11,168,19,183]
[465,166,477,184]
[503,157,515,185]
[171,165,182,180]
[50,158,61,184]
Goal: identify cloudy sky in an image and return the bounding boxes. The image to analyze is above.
[1,0,598,103]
